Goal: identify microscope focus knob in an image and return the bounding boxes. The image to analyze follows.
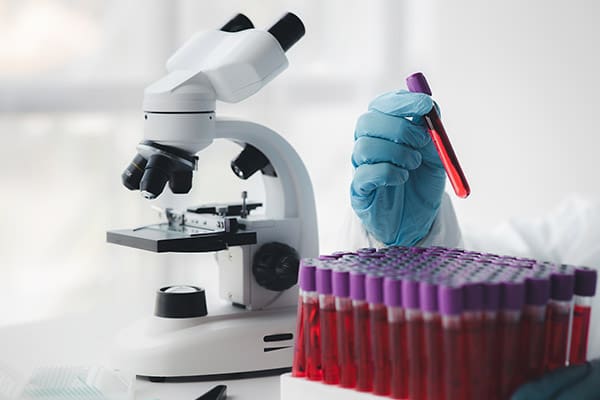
[252,242,300,292]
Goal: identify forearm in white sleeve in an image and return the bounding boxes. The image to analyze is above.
[340,192,463,250]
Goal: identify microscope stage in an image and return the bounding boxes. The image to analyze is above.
[107,223,257,253]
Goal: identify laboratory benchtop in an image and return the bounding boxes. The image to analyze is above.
[0,294,281,400]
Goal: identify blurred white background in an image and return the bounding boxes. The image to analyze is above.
[1,0,599,326]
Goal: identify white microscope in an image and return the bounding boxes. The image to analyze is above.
[107,13,319,381]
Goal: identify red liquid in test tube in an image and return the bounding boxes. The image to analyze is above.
[569,267,597,365]
[366,274,390,396]
[332,270,356,388]
[482,281,501,400]
[439,285,467,400]
[499,280,525,399]
[463,283,485,400]
[350,271,373,392]
[385,276,408,400]
[544,272,574,372]
[317,267,340,384]
[292,292,306,377]
[521,277,550,382]
[421,281,444,400]
[301,264,322,381]
[404,279,426,400]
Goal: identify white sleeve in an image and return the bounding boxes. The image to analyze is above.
[462,194,600,360]
[339,192,462,250]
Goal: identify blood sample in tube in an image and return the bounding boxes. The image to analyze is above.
[440,284,467,400]
[385,276,408,399]
[317,267,340,384]
[544,272,574,372]
[351,270,373,392]
[569,267,596,365]
[404,279,426,400]
[333,269,357,388]
[302,265,322,380]
[366,274,390,396]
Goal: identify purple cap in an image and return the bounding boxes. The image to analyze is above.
[402,279,420,309]
[550,272,575,301]
[299,265,316,292]
[384,277,402,307]
[483,281,501,311]
[439,285,463,315]
[525,277,550,306]
[357,247,376,254]
[350,271,366,301]
[574,267,597,297]
[420,281,438,312]
[316,267,332,295]
[366,274,384,304]
[464,282,484,311]
[332,269,350,298]
[318,255,338,261]
[501,281,525,310]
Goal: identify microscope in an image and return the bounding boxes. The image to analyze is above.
[107,13,319,380]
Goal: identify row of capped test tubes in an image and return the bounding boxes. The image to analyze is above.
[291,246,597,400]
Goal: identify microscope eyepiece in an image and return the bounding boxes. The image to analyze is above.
[220,13,254,32]
[268,12,305,52]
[122,154,148,191]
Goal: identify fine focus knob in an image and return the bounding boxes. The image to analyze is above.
[154,285,208,318]
[252,242,300,291]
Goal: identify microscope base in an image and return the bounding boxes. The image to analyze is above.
[111,305,297,380]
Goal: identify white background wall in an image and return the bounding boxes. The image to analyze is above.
[1,0,598,325]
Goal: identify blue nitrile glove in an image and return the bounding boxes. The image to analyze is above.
[350,90,446,246]
[511,359,600,400]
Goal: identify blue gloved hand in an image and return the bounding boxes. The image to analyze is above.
[512,359,600,400]
[350,90,446,246]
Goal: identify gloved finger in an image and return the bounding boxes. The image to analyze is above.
[556,359,600,400]
[511,363,591,400]
[355,110,430,149]
[351,163,409,199]
[352,136,422,170]
[369,90,434,119]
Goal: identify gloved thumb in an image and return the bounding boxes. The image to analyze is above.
[511,362,592,400]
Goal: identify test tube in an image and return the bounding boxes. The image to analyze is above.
[301,264,322,380]
[463,282,484,400]
[482,280,501,400]
[366,273,390,396]
[403,278,426,400]
[332,269,356,387]
[317,266,340,384]
[499,279,525,399]
[350,270,373,391]
[439,284,466,400]
[521,276,550,381]
[292,260,312,377]
[569,267,596,365]
[420,280,444,400]
[544,272,575,372]
[384,276,408,399]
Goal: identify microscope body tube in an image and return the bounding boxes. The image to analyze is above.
[420,281,444,400]
[316,267,340,384]
[569,267,597,365]
[300,265,322,381]
[499,280,525,399]
[522,277,551,382]
[463,282,484,400]
[332,269,356,388]
[384,277,408,400]
[482,281,501,400]
[544,272,575,372]
[439,285,466,400]
[366,274,390,396]
[403,279,426,400]
[350,271,373,392]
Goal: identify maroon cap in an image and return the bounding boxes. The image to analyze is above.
[316,267,332,295]
[420,281,438,312]
[366,274,384,304]
[501,281,525,310]
[525,277,550,306]
[402,279,420,310]
[550,272,575,301]
[299,265,316,291]
[384,277,402,307]
[350,270,366,301]
[574,267,597,297]
[439,285,463,315]
[332,269,350,298]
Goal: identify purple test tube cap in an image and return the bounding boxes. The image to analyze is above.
[550,272,575,301]
[316,267,332,295]
[366,274,384,304]
[574,267,597,297]
[439,285,463,316]
[420,281,438,312]
[384,277,402,307]
[406,72,432,95]
[501,281,525,310]
[332,269,350,298]
[464,282,484,311]
[525,277,550,306]
[402,279,420,310]
[483,281,501,311]
[299,265,316,291]
[350,271,366,301]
